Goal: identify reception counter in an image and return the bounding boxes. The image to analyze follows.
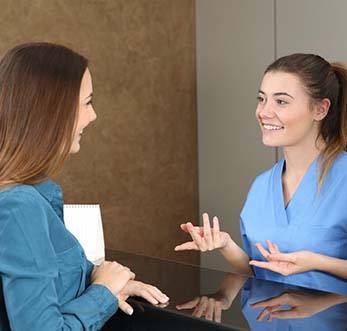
[102,250,347,331]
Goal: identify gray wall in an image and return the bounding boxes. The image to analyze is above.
[197,0,347,271]
[196,0,276,271]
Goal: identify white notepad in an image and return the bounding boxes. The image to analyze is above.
[64,204,105,265]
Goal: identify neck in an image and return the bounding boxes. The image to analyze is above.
[282,135,324,180]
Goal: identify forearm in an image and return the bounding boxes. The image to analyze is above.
[217,274,248,304]
[220,240,252,275]
[313,253,347,279]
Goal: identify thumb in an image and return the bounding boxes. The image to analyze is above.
[118,299,134,315]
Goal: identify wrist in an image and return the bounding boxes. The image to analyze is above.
[220,236,234,253]
[309,252,328,271]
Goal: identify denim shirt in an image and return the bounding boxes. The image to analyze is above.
[0,180,118,330]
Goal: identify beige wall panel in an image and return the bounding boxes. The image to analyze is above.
[0,0,198,264]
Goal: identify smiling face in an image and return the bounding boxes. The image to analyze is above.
[256,71,324,149]
[70,68,97,154]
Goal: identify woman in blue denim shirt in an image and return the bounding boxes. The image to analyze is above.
[0,43,168,330]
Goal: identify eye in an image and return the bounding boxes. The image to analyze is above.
[257,96,265,103]
[86,100,93,106]
[276,99,288,105]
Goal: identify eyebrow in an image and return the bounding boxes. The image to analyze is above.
[258,90,294,99]
[84,92,93,100]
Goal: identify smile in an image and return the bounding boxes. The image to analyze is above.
[262,123,284,131]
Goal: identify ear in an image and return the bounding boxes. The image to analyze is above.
[313,98,330,121]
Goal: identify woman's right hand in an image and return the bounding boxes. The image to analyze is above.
[175,213,232,252]
[91,261,135,296]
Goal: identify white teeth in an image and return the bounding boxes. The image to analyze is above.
[263,124,283,131]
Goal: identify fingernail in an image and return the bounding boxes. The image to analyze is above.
[127,307,134,315]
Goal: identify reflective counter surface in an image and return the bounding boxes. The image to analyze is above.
[103,250,347,331]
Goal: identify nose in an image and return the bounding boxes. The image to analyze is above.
[258,101,275,119]
[89,107,97,122]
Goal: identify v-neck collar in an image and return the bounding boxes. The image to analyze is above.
[273,157,319,225]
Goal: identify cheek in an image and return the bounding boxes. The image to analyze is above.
[255,105,262,119]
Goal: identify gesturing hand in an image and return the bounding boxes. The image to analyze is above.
[249,240,316,276]
[175,213,231,252]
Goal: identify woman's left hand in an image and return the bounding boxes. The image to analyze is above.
[249,240,317,276]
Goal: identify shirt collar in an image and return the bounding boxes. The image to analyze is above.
[33,179,64,221]
[33,179,63,203]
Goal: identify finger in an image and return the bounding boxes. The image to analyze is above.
[249,260,273,269]
[214,301,222,323]
[251,295,288,308]
[118,299,134,315]
[256,304,282,321]
[249,260,286,274]
[266,240,278,254]
[128,271,136,280]
[176,297,200,310]
[181,223,204,236]
[203,213,213,250]
[174,241,199,251]
[256,307,273,321]
[268,253,296,263]
[187,222,207,251]
[212,216,221,247]
[271,308,299,319]
[193,297,208,318]
[139,289,160,305]
[205,298,214,321]
[273,242,280,253]
[255,243,270,259]
[148,286,169,303]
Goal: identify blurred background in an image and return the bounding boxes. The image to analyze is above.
[1,0,346,270]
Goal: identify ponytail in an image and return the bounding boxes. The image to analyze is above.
[319,63,347,187]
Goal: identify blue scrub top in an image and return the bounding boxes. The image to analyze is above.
[241,278,347,330]
[241,152,347,294]
[0,180,117,330]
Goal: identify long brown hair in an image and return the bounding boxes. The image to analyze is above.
[265,53,347,187]
[0,42,88,186]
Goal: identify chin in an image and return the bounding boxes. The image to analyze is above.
[262,138,281,147]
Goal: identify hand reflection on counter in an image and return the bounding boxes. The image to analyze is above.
[250,290,347,321]
[243,278,347,330]
[176,272,347,330]
[176,274,247,322]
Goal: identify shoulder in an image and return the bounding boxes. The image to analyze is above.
[0,184,51,231]
[0,185,58,273]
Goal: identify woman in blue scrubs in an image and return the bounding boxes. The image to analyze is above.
[0,43,168,330]
[176,53,347,294]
